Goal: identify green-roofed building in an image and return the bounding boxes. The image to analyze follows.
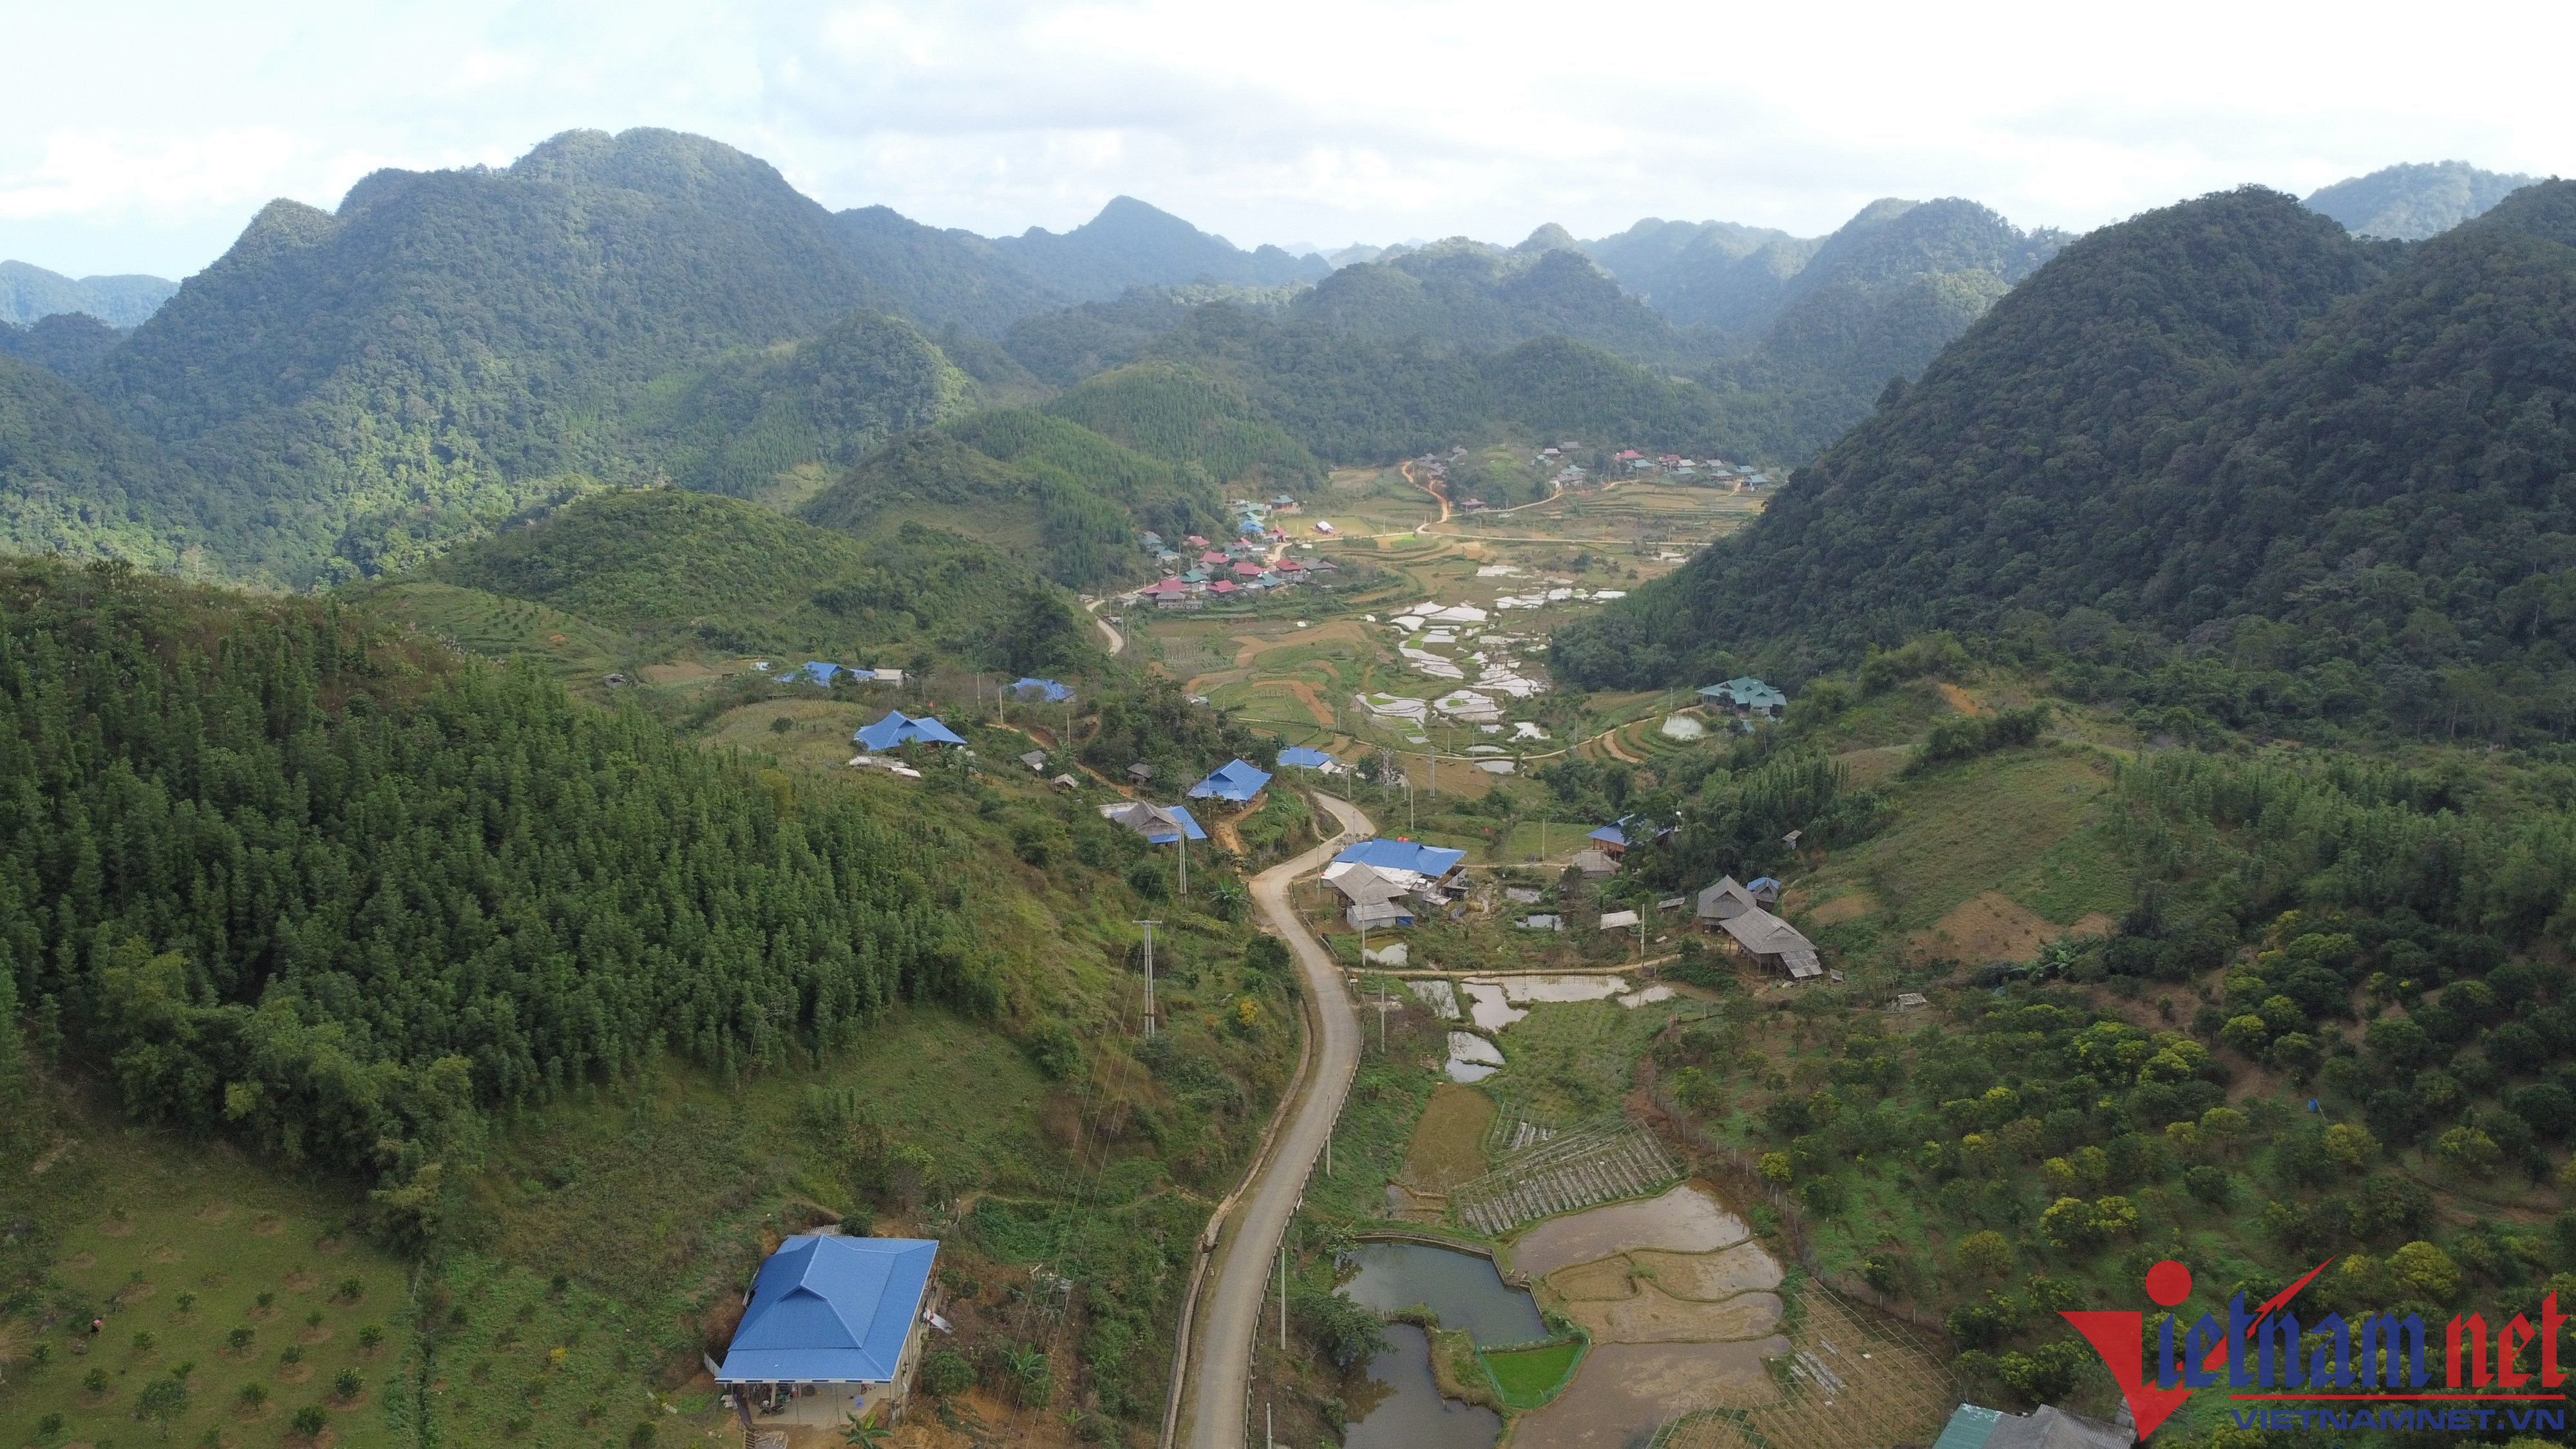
[1698,676,1788,718]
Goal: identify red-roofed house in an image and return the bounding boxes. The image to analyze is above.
[1233,560,1265,578]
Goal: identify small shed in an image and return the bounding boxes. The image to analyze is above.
[1009,677,1072,703]
[1019,750,1049,773]
[1127,763,1155,784]
[1570,848,1618,879]
[1100,800,1207,845]
[1050,773,1081,791]
[1599,909,1641,931]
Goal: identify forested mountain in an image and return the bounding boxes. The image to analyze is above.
[83,128,900,584]
[0,353,197,566]
[621,310,969,500]
[1285,238,1686,361]
[1578,218,1819,332]
[1139,303,1790,463]
[2306,160,2539,240]
[1561,182,2576,741]
[990,196,1327,301]
[833,204,1075,336]
[0,260,176,328]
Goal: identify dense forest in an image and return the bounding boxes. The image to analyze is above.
[1558,180,2576,743]
[0,558,980,1237]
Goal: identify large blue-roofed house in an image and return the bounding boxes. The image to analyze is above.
[795,661,849,687]
[853,712,968,751]
[715,1235,940,1427]
[1329,838,1468,891]
[1276,746,1334,769]
[1188,759,1273,803]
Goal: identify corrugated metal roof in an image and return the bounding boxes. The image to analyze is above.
[715,1236,937,1385]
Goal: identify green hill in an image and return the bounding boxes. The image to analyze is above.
[1041,360,1325,491]
[1287,240,1685,361]
[622,309,969,504]
[1557,182,2576,744]
[2307,159,2539,240]
[424,488,1096,676]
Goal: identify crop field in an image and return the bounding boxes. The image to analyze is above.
[1450,1123,1681,1236]
[0,1115,415,1449]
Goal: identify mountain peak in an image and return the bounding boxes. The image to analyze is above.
[1516,223,1580,254]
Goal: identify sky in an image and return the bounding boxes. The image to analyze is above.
[5,0,2571,280]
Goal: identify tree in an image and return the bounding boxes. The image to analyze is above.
[2387,1241,2462,1303]
[137,1376,190,1437]
[1956,1231,2015,1279]
[2436,1126,2503,1179]
[842,1410,889,1446]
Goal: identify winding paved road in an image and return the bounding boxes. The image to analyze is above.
[1181,793,1372,1449]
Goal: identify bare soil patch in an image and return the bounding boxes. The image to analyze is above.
[283,1269,319,1291]
[1508,1182,1750,1279]
[1397,1083,1493,1192]
[1546,1256,1637,1302]
[97,1217,133,1236]
[1911,890,2067,964]
[194,1202,231,1224]
[641,661,716,685]
[1803,893,1880,928]
[1564,1285,1783,1343]
[1634,1244,1784,1300]
[1936,682,1982,715]
[249,1215,283,1236]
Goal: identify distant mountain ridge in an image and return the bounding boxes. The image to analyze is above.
[2306,160,2540,240]
[1555,180,2576,746]
[0,260,176,328]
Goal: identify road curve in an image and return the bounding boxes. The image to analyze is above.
[1182,793,1372,1449]
[1086,598,1127,656]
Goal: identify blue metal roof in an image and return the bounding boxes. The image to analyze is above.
[796,661,848,686]
[1188,759,1273,802]
[1009,677,1072,703]
[853,712,968,751]
[1931,1405,2004,1449]
[1747,876,1781,891]
[1332,838,1467,877]
[1588,824,1628,847]
[715,1236,936,1385]
[1145,805,1207,844]
[1277,746,1334,768]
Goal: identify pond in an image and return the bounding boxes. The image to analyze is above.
[1340,1241,1547,1346]
[1341,1324,1504,1449]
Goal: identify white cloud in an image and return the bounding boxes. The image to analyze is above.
[1,0,2570,277]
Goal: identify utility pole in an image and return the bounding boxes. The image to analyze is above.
[1135,920,1160,1038]
[1178,824,1189,898]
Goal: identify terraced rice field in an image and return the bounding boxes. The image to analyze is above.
[1450,1122,1680,1235]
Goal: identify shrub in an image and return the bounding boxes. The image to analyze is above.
[1956,1231,2015,1278]
[238,1382,269,1409]
[291,1404,328,1437]
[921,1347,976,1397]
[336,1367,363,1399]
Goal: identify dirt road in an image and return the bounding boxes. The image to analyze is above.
[1088,598,1126,656]
[1177,793,1372,1449]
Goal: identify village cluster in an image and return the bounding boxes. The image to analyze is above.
[1130,495,1340,609]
